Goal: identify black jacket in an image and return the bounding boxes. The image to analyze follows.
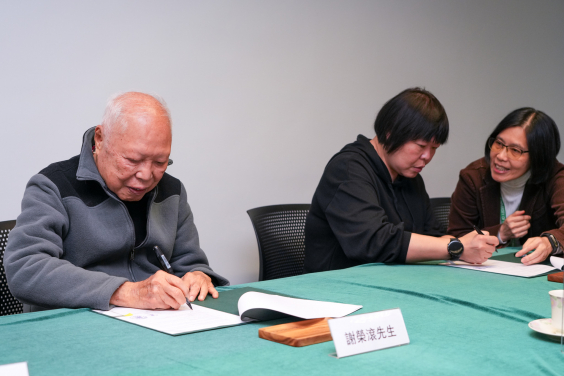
[304,135,442,273]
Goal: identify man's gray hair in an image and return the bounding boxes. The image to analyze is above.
[100,92,172,140]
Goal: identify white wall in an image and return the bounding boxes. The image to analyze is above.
[1,0,563,284]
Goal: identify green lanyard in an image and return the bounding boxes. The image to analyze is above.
[500,197,519,247]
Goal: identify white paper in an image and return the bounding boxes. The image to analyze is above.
[95,292,362,335]
[94,303,244,335]
[329,308,409,358]
[238,292,362,321]
[440,259,556,277]
[550,256,564,271]
[0,362,29,376]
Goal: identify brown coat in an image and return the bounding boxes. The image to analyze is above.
[448,158,564,247]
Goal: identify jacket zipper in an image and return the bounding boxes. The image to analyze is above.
[128,249,136,281]
[127,187,157,281]
[83,170,155,283]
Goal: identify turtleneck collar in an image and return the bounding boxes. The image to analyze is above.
[500,169,531,217]
[500,169,531,191]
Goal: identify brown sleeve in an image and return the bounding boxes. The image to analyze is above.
[448,168,502,239]
[448,169,479,238]
[543,165,564,248]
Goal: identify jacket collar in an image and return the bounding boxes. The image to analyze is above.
[75,127,159,201]
[346,135,408,186]
[76,127,109,188]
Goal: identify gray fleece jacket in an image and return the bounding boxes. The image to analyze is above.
[4,127,228,312]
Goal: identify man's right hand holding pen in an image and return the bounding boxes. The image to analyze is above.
[109,245,218,310]
[109,270,218,310]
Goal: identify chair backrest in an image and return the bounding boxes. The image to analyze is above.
[247,204,310,281]
[0,220,23,316]
[430,197,451,235]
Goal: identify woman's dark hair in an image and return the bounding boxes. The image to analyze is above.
[374,87,449,154]
[484,107,560,184]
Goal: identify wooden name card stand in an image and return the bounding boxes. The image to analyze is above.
[548,272,563,283]
[258,318,332,347]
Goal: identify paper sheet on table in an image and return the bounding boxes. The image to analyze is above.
[94,289,363,335]
[440,259,556,278]
[238,292,363,321]
[94,303,244,335]
[0,362,29,376]
[550,256,564,270]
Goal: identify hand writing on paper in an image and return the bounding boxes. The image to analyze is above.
[459,230,499,264]
[110,270,189,309]
[516,236,552,265]
[182,271,219,302]
[499,210,531,243]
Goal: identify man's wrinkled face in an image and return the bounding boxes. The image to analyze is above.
[94,112,172,201]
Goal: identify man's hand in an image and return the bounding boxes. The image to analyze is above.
[516,236,552,265]
[110,270,189,310]
[459,230,499,264]
[182,271,218,302]
[499,210,531,243]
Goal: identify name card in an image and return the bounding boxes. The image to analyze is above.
[0,362,29,376]
[328,308,409,358]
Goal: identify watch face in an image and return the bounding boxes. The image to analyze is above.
[448,239,463,255]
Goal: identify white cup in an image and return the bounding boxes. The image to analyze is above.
[549,290,564,332]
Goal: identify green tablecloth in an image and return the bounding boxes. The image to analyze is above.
[1,252,562,375]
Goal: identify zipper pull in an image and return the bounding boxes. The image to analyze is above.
[130,249,135,261]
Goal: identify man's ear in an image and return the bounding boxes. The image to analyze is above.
[94,126,103,151]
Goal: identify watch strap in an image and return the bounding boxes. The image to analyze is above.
[541,233,562,255]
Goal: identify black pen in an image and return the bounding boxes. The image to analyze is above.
[473,225,498,253]
[153,245,193,310]
[473,225,484,235]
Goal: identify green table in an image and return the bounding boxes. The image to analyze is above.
[1,251,562,375]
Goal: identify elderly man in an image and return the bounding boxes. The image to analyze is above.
[4,92,228,312]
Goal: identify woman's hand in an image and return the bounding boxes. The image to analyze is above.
[515,236,553,265]
[459,230,499,264]
[499,210,531,242]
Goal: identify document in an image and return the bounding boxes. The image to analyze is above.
[94,288,362,336]
[238,292,363,321]
[551,256,564,270]
[0,362,29,376]
[95,304,245,335]
[440,259,556,278]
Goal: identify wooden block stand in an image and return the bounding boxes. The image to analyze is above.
[258,318,332,347]
[548,272,563,283]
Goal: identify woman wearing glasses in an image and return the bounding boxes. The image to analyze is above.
[448,108,564,265]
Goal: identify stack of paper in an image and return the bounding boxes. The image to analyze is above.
[440,259,556,278]
[94,289,362,336]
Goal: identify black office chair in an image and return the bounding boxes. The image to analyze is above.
[0,220,23,316]
[430,197,451,235]
[247,204,310,281]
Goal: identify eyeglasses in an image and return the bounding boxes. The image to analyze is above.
[487,138,529,160]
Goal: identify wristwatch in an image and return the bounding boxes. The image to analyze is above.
[541,233,561,255]
[447,238,464,260]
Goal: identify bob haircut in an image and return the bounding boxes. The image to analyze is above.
[374,87,449,154]
[484,107,561,185]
